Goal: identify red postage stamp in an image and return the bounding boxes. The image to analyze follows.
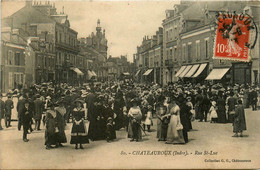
[214,12,252,62]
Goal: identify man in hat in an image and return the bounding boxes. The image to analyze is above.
[250,88,258,111]
[34,94,44,130]
[21,100,32,142]
[5,94,14,128]
[0,94,5,130]
[17,94,26,131]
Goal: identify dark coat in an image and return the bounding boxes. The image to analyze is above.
[233,104,247,133]
[17,98,26,116]
[34,99,44,120]
[0,99,5,119]
[5,99,14,115]
[227,97,237,111]
[55,108,67,143]
[179,102,192,131]
[21,106,32,127]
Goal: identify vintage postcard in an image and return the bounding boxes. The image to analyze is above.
[1,0,260,169]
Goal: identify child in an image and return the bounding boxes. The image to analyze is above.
[144,105,153,132]
[209,101,218,123]
[106,117,116,142]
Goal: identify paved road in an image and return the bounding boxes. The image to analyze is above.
[0,108,259,169]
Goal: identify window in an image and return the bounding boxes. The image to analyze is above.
[29,25,37,37]
[205,39,209,59]
[174,47,177,61]
[188,43,192,62]
[9,72,13,88]
[14,73,24,85]
[170,49,173,57]
[166,31,169,42]
[44,56,47,67]
[59,33,62,42]
[8,50,14,65]
[196,41,200,61]
[15,52,21,65]
[170,29,173,40]
[182,44,186,62]
[55,31,58,42]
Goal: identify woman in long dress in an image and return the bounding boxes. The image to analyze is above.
[45,103,58,150]
[70,100,89,149]
[156,102,168,141]
[216,92,227,123]
[128,99,142,142]
[233,99,247,137]
[164,98,185,144]
[55,100,67,147]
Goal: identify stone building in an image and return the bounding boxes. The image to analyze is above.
[134,27,163,84]
[135,1,259,86]
[79,20,108,81]
[106,55,132,81]
[1,28,28,92]
[2,1,82,86]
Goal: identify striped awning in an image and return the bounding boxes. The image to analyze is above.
[143,69,153,76]
[192,63,207,78]
[178,65,192,78]
[184,64,200,77]
[175,66,187,77]
[71,68,84,75]
[135,70,141,77]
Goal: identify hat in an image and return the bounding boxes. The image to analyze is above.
[130,98,139,104]
[74,99,85,105]
[46,96,51,99]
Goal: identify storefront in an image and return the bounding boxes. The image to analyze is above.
[232,62,252,85]
[143,69,154,83]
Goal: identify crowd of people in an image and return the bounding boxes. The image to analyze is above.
[0,80,259,149]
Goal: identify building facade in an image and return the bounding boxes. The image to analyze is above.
[134,27,163,85]
[135,1,260,86]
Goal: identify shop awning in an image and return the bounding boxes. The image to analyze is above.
[91,71,97,77]
[192,63,207,78]
[123,72,130,76]
[175,66,187,77]
[135,70,141,77]
[178,65,192,78]
[71,68,84,75]
[205,68,230,80]
[184,64,200,77]
[143,69,153,76]
[88,70,94,78]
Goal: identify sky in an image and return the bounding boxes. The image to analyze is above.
[1,0,178,62]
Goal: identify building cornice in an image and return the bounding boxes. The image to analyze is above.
[180,24,215,39]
